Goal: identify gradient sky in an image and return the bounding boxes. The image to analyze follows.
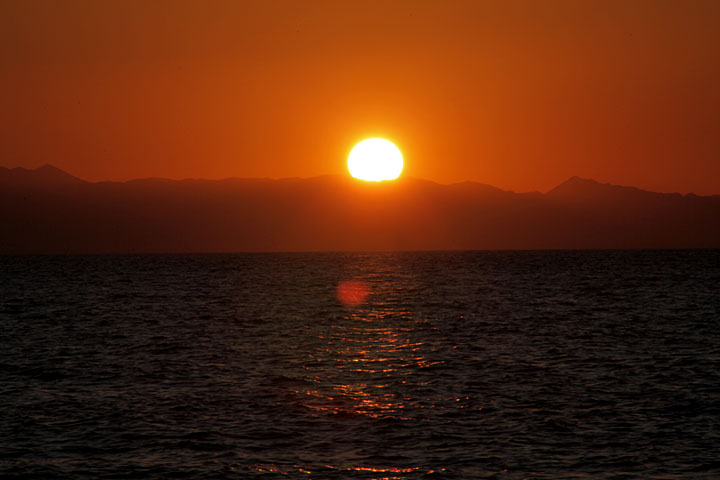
[1,0,719,194]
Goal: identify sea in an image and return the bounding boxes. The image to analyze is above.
[1,250,719,479]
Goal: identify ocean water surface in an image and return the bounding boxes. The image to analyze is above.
[1,250,719,479]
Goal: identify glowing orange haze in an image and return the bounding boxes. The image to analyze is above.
[1,0,719,194]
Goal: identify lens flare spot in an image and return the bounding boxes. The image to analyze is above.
[337,280,369,307]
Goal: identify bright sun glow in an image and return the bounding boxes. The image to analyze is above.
[348,138,403,181]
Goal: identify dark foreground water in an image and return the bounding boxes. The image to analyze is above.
[1,250,719,479]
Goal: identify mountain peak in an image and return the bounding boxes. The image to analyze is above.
[35,164,83,181]
[0,164,85,186]
[545,176,692,207]
[547,176,645,198]
[548,176,602,193]
[37,163,67,173]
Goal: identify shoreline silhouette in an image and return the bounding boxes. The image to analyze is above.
[2,165,719,254]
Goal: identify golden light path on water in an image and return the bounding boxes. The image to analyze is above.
[288,314,442,478]
[252,258,456,478]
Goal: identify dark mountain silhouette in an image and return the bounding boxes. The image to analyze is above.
[0,164,86,189]
[1,165,718,253]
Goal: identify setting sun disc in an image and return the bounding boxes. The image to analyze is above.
[348,138,403,181]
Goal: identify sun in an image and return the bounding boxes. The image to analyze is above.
[348,138,403,181]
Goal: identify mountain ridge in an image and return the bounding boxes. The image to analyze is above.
[2,164,716,197]
[1,165,718,253]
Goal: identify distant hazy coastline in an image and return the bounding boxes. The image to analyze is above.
[2,165,719,254]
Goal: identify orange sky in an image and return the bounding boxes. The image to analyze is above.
[1,0,719,194]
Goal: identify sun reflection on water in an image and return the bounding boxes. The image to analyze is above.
[256,259,451,477]
[252,463,446,479]
[293,305,443,420]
